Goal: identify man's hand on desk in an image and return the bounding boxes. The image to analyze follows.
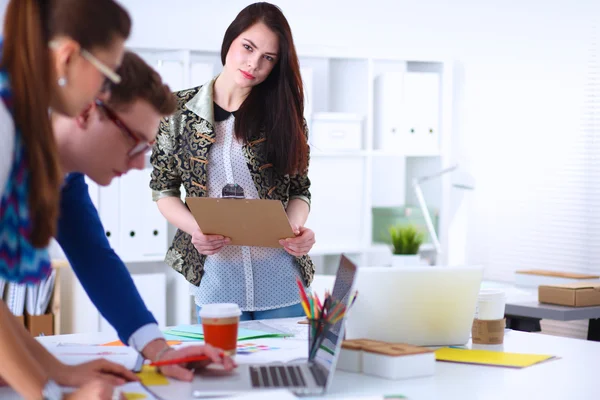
[142,339,237,381]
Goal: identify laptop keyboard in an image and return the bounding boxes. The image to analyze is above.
[250,365,309,388]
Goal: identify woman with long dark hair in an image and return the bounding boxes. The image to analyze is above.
[0,1,137,398]
[151,2,316,322]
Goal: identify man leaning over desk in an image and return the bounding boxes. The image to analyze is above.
[52,52,235,381]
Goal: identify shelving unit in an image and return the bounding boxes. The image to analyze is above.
[110,45,454,273]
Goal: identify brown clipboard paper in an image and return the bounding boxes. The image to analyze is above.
[186,197,295,248]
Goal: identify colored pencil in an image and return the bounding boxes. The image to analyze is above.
[296,278,311,317]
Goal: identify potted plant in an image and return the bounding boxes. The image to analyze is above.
[388,223,424,267]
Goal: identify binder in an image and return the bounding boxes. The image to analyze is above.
[6,282,26,316]
[25,270,55,316]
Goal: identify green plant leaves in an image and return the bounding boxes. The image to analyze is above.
[388,224,425,255]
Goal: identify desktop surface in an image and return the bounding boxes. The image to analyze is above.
[2,318,598,400]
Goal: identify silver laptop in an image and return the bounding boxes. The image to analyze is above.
[344,265,483,346]
[188,255,357,397]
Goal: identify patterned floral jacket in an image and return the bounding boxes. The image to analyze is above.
[149,78,315,287]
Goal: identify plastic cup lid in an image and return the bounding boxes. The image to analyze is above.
[478,289,506,301]
[199,303,242,318]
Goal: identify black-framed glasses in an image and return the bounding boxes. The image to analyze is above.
[94,99,154,158]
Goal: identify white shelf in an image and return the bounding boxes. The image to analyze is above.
[122,255,166,263]
[311,150,369,157]
[371,149,441,157]
[309,243,394,256]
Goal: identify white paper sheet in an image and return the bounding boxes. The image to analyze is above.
[45,345,143,371]
[227,389,297,399]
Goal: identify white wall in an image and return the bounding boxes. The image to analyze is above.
[1,0,598,321]
[118,0,599,278]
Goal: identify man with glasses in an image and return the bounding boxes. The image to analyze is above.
[51,51,236,381]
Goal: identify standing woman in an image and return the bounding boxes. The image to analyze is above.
[151,2,316,322]
[0,1,136,399]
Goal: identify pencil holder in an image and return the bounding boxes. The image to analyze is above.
[308,319,331,360]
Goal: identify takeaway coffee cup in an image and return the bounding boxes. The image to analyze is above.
[475,289,506,320]
[199,303,242,356]
[472,289,506,344]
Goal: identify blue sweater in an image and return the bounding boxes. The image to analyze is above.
[56,173,156,343]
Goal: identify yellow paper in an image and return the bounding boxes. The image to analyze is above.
[124,393,147,400]
[435,348,555,368]
[136,365,169,386]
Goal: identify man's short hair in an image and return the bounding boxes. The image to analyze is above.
[108,51,177,115]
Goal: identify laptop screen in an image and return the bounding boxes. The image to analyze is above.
[312,255,357,383]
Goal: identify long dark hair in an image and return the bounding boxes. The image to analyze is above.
[1,0,131,247]
[221,2,308,176]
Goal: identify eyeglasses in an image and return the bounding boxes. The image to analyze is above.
[49,40,121,92]
[80,49,121,91]
[94,99,155,158]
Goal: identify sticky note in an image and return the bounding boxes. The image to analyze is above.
[124,393,147,400]
[136,365,169,386]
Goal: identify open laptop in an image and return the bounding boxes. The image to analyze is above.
[344,266,483,346]
[189,255,358,397]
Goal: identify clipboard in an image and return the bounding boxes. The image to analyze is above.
[186,197,295,248]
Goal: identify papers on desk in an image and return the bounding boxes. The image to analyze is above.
[163,325,291,341]
[239,320,294,336]
[26,269,56,315]
[435,347,556,368]
[45,345,144,372]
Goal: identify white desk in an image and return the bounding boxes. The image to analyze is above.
[0,318,598,400]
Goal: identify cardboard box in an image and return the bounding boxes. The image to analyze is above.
[472,318,505,344]
[15,315,25,326]
[26,312,54,337]
[538,282,600,307]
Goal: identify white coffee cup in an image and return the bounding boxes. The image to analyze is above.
[474,289,506,320]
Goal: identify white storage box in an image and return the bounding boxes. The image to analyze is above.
[362,343,435,380]
[337,341,362,373]
[335,339,389,373]
[310,112,363,151]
